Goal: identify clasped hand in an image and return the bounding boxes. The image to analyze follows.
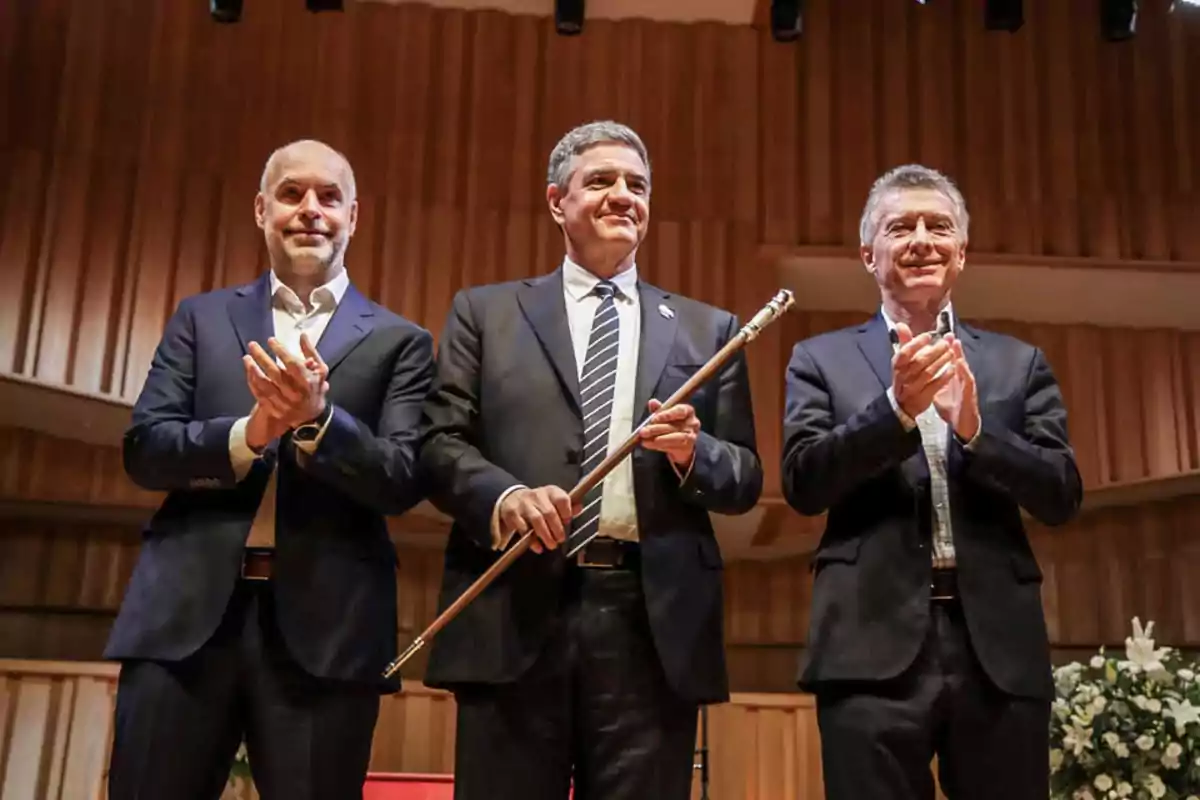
[891,322,979,441]
[501,399,702,555]
[639,399,700,467]
[242,332,329,451]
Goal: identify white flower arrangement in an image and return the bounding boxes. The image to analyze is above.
[224,741,253,798]
[1050,618,1200,800]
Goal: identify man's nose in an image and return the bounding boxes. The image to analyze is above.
[910,220,932,247]
[607,181,634,207]
[298,190,321,215]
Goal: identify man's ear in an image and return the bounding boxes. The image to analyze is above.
[347,199,359,238]
[860,244,875,274]
[254,193,267,230]
[546,184,566,226]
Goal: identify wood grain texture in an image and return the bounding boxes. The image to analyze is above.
[1,493,1197,669]
[1,0,1197,394]
[5,307,1200,518]
[0,660,949,800]
[725,494,1200,650]
[2,0,1198,523]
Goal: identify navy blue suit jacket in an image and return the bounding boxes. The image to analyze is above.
[105,272,434,691]
[782,313,1082,701]
[418,269,763,705]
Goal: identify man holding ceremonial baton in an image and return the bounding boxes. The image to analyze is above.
[418,120,763,800]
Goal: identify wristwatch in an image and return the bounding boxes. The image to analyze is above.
[292,402,332,444]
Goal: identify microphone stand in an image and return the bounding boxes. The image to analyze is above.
[695,704,710,799]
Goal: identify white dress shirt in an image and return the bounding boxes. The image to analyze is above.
[229,268,349,478]
[882,302,967,568]
[562,258,642,543]
[491,259,645,549]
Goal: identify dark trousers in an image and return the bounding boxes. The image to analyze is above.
[107,580,380,800]
[452,567,698,800]
[815,599,1051,800]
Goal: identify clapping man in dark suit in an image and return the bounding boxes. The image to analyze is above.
[106,139,434,799]
[419,120,763,800]
[782,164,1083,799]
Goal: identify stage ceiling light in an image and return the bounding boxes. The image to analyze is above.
[1100,0,1137,40]
[210,0,242,23]
[555,0,584,35]
[984,0,1023,32]
[770,0,803,42]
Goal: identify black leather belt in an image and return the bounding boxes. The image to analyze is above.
[930,567,958,601]
[574,537,640,570]
[241,548,274,581]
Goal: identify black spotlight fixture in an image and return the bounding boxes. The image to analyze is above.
[555,0,584,35]
[1100,0,1137,41]
[210,0,242,23]
[306,0,342,10]
[984,0,1023,31]
[770,0,803,42]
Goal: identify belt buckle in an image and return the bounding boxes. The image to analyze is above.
[576,539,619,569]
[241,549,271,581]
[930,564,957,601]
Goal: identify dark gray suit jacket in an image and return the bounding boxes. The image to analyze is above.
[106,272,434,691]
[782,312,1082,701]
[419,268,762,704]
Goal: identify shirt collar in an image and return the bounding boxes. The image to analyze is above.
[562,257,639,303]
[270,268,350,313]
[880,300,955,337]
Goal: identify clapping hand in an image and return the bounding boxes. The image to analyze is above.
[931,336,980,441]
[890,323,955,420]
[242,332,329,451]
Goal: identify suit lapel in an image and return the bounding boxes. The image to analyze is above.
[633,283,678,422]
[317,285,375,372]
[954,317,983,399]
[517,269,581,415]
[855,312,893,391]
[229,274,273,356]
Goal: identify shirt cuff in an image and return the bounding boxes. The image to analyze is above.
[293,404,334,456]
[229,416,260,481]
[956,425,982,451]
[669,452,695,484]
[490,484,528,550]
[886,386,917,431]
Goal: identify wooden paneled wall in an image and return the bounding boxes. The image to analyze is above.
[3,488,1198,672]
[2,0,1199,707]
[759,312,1200,496]
[0,660,948,800]
[2,0,1199,410]
[726,493,1200,651]
[5,305,1200,522]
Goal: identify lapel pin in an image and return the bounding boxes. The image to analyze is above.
[658,304,674,319]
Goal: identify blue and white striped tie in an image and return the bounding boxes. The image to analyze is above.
[565,281,620,555]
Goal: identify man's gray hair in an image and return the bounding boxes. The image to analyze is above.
[546,121,651,191]
[259,139,357,200]
[858,164,969,245]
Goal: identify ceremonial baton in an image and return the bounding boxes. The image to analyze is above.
[383,288,796,679]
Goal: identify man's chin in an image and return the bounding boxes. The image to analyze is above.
[594,228,641,252]
[283,247,332,269]
[901,275,946,293]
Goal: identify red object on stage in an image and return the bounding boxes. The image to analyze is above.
[363,773,574,799]
[363,772,454,800]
